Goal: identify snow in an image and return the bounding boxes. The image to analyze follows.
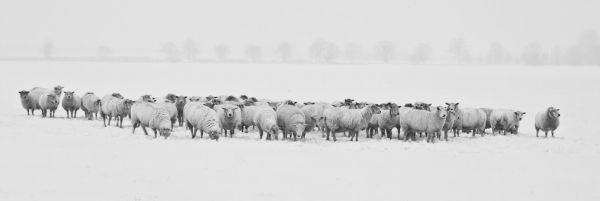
[1,61,599,201]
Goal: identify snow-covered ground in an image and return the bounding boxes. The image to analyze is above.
[1,61,599,201]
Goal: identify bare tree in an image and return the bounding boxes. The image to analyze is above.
[343,42,362,63]
[374,41,396,63]
[410,43,433,64]
[487,41,507,64]
[42,40,55,59]
[245,45,262,62]
[309,40,327,63]
[160,42,180,62]
[322,42,340,63]
[96,46,112,59]
[275,42,292,62]
[214,44,231,61]
[565,30,600,65]
[449,38,470,64]
[182,39,200,62]
[522,41,544,65]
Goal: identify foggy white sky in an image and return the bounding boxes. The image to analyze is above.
[0,0,598,57]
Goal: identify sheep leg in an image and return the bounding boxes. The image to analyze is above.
[132,122,138,134]
[331,131,337,142]
[535,129,539,137]
[259,128,264,139]
[108,116,112,126]
[230,129,234,137]
[545,131,548,137]
[66,110,70,118]
[152,128,158,138]
[355,131,359,141]
[192,127,197,138]
[119,116,124,128]
[293,131,297,141]
[74,110,78,118]
[551,130,555,137]
[141,125,149,136]
[200,131,204,138]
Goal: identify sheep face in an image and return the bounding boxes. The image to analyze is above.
[189,97,202,102]
[53,86,64,96]
[208,130,220,140]
[415,102,432,111]
[369,104,382,115]
[94,99,102,107]
[19,90,29,100]
[388,103,400,116]
[514,111,526,121]
[47,94,59,106]
[140,95,156,103]
[548,107,560,118]
[292,124,305,138]
[240,95,248,100]
[269,125,280,137]
[222,107,239,118]
[63,91,75,100]
[175,96,187,106]
[165,94,177,102]
[436,106,448,119]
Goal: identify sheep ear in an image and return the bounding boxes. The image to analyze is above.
[445,102,449,106]
[555,109,559,111]
[427,103,432,107]
[456,102,459,106]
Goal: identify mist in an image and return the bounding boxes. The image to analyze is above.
[0,0,599,64]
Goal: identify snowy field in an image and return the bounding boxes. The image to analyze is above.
[1,61,599,201]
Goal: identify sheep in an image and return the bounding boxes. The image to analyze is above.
[19,90,35,115]
[138,94,156,103]
[489,109,526,135]
[61,91,81,118]
[188,96,203,102]
[253,106,280,140]
[413,102,432,111]
[276,104,306,141]
[439,103,460,141]
[100,94,134,128]
[38,92,59,118]
[130,101,172,139]
[81,92,102,120]
[452,105,487,137]
[155,98,178,130]
[301,104,325,136]
[183,101,220,140]
[214,103,242,137]
[240,105,258,133]
[374,103,401,139]
[399,106,448,143]
[28,86,63,112]
[323,104,381,142]
[535,107,560,137]
[174,95,187,126]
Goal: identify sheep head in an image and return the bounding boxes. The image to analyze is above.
[514,111,526,121]
[19,90,29,100]
[436,106,448,119]
[548,107,560,118]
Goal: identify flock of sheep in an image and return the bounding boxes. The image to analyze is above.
[18,85,562,142]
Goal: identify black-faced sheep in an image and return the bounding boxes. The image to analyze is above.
[81,92,101,120]
[276,104,306,141]
[400,106,448,143]
[39,92,59,118]
[489,109,526,135]
[323,104,381,142]
[19,90,35,115]
[61,91,81,118]
[214,103,242,137]
[130,101,172,139]
[183,101,220,140]
[535,107,560,137]
[254,106,280,140]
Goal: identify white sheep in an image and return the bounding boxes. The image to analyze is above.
[253,105,280,140]
[276,104,306,141]
[439,103,460,141]
[81,92,102,120]
[240,105,258,133]
[100,94,134,128]
[61,91,81,119]
[183,101,220,140]
[19,90,35,115]
[38,92,59,118]
[130,101,172,139]
[214,103,242,137]
[367,113,379,138]
[374,103,401,139]
[400,106,448,143]
[451,105,487,137]
[535,107,560,137]
[489,109,526,135]
[323,104,381,142]
[155,97,178,130]
[28,86,63,112]
[301,104,324,136]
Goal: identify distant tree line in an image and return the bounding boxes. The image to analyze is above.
[31,30,600,66]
